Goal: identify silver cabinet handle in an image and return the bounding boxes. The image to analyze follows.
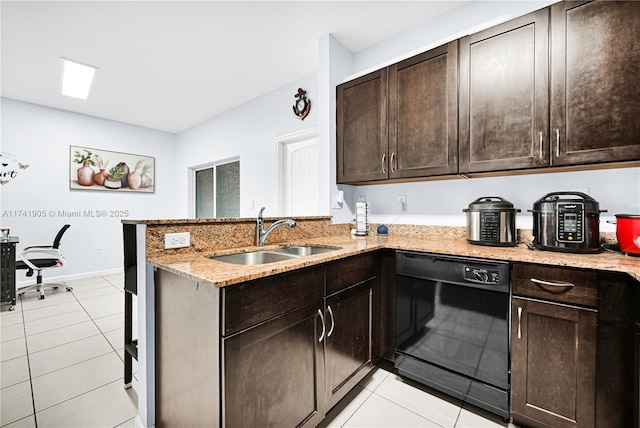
[530,278,575,288]
[538,131,543,158]
[381,153,386,174]
[555,128,560,157]
[317,309,325,343]
[327,305,335,338]
[390,153,396,173]
[517,307,523,339]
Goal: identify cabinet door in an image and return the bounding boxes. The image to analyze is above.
[337,68,388,183]
[550,1,640,166]
[324,280,373,410]
[459,9,549,173]
[511,297,597,428]
[222,303,325,428]
[388,41,458,178]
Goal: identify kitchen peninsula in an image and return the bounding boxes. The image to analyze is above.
[124,217,640,428]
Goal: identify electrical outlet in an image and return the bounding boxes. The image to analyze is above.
[165,232,191,249]
[397,195,407,211]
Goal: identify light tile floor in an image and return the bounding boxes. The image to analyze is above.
[2,274,515,428]
[1,274,138,428]
[321,367,517,428]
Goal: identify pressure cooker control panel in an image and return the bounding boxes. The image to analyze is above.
[480,212,500,242]
[557,202,584,243]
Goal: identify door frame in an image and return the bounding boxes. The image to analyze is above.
[275,128,319,215]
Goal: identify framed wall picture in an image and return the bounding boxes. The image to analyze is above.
[69,146,155,193]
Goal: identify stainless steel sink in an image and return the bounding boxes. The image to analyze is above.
[272,245,337,257]
[210,245,337,265]
[210,251,296,265]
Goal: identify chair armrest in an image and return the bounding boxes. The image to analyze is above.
[19,247,66,271]
[23,245,54,250]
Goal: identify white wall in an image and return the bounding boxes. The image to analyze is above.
[0,98,177,283]
[174,73,319,218]
[357,168,640,233]
[331,0,640,230]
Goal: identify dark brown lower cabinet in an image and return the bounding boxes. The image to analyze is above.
[324,279,373,410]
[511,297,597,428]
[222,303,325,428]
[222,254,378,427]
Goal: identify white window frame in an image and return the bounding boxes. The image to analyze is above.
[190,156,240,218]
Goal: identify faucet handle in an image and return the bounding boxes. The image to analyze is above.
[258,207,266,218]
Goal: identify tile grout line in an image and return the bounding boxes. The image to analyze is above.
[26,278,127,418]
[18,294,39,428]
[71,281,127,362]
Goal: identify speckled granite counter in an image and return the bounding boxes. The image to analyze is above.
[146,226,640,287]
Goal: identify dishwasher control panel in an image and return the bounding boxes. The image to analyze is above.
[464,266,500,284]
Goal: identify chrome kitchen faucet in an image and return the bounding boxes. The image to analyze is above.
[256,207,296,246]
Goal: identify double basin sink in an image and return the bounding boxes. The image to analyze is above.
[210,245,337,265]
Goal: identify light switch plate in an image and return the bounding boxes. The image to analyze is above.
[165,232,190,249]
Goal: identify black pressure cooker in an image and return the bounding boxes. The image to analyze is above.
[529,191,606,253]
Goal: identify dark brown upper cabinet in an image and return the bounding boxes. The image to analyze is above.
[337,42,458,184]
[388,41,458,179]
[550,1,640,166]
[336,69,389,183]
[459,9,550,173]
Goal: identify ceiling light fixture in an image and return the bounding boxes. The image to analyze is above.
[60,57,98,100]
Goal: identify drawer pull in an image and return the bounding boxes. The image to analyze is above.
[317,309,326,343]
[327,305,335,338]
[530,278,575,288]
[517,306,522,339]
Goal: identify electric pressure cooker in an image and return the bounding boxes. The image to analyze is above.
[463,196,520,246]
[529,192,606,253]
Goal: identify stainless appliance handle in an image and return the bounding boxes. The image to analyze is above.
[327,305,335,338]
[381,153,386,174]
[530,278,575,288]
[317,309,326,342]
[390,152,396,173]
[517,306,522,339]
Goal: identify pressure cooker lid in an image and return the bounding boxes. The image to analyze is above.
[530,191,605,213]
[463,196,520,212]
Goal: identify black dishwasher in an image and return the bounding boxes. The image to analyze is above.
[395,251,510,419]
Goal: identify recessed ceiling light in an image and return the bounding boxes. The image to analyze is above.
[60,57,98,100]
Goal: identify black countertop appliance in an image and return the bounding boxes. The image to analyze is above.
[529,191,606,253]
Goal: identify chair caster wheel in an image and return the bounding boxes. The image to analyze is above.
[9,306,15,311]
[66,287,73,292]
[53,286,59,290]
[38,295,45,300]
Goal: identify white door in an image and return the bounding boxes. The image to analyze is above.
[279,130,319,216]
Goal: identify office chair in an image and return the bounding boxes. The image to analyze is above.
[16,224,73,300]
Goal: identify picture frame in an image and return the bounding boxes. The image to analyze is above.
[69,145,155,193]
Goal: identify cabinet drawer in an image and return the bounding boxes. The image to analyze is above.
[512,263,598,308]
[222,266,324,336]
[326,253,377,296]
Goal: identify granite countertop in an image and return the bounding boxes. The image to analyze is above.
[148,233,640,287]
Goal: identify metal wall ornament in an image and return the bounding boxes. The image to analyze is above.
[292,88,311,120]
